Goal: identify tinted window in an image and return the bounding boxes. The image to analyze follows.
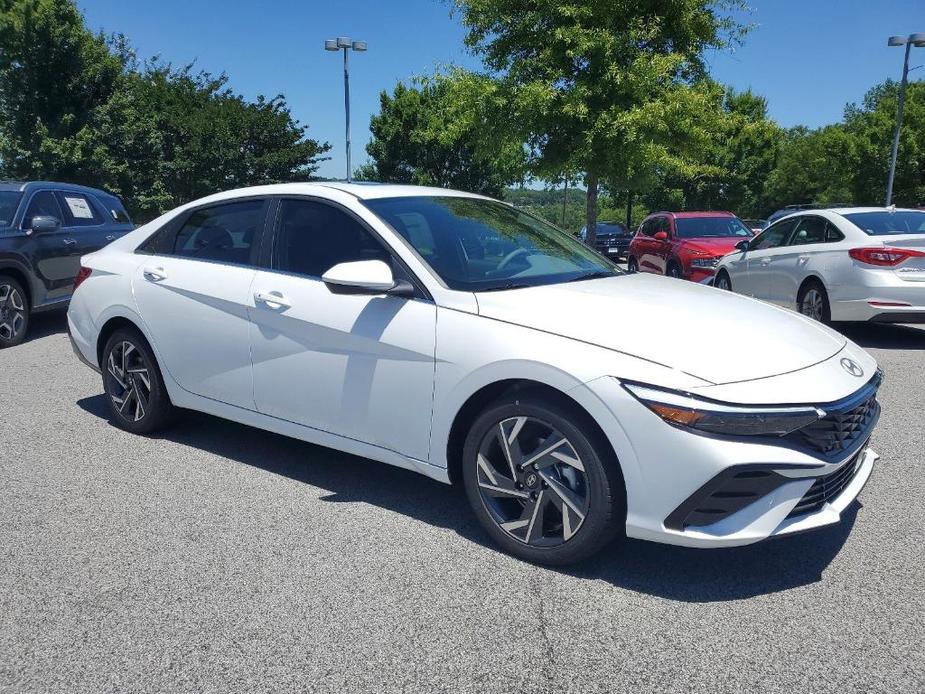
[674,216,752,239]
[173,200,264,265]
[639,219,656,237]
[100,196,132,224]
[23,191,64,229]
[597,222,629,237]
[364,196,617,291]
[656,217,671,235]
[841,211,925,236]
[0,192,22,226]
[788,216,828,245]
[825,223,844,242]
[57,192,104,226]
[749,219,797,250]
[275,199,391,278]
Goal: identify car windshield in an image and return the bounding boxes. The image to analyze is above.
[841,211,925,236]
[363,196,620,291]
[674,216,753,239]
[0,192,22,226]
[597,222,629,236]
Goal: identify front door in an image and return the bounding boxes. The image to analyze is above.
[249,198,437,461]
[132,198,269,409]
[744,218,799,302]
[19,190,88,303]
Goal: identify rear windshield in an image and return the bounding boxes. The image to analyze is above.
[0,192,22,226]
[597,222,629,236]
[674,216,752,239]
[841,211,925,236]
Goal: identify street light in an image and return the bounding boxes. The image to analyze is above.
[325,36,367,183]
[885,32,925,206]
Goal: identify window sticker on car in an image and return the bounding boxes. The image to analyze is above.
[64,196,94,219]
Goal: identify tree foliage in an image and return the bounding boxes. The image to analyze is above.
[0,0,329,221]
[452,0,748,243]
[357,72,525,197]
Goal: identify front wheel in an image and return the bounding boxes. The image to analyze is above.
[666,262,683,279]
[102,328,175,434]
[626,257,638,273]
[0,275,29,348]
[714,271,732,291]
[462,394,625,565]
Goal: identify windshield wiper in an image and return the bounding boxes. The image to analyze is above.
[479,282,532,292]
[565,270,618,283]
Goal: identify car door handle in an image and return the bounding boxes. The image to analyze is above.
[760,258,772,266]
[254,291,291,309]
[798,255,810,265]
[143,266,168,282]
[62,238,78,245]
[106,234,117,241]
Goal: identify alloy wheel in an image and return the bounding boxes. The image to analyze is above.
[475,416,590,547]
[0,283,26,342]
[716,274,731,291]
[106,340,152,422]
[801,288,825,321]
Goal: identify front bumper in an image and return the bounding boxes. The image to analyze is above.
[581,351,881,549]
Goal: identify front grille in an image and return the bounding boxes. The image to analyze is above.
[786,445,867,519]
[788,374,881,458]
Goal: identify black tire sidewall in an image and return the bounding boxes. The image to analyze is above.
[0,275,29,348]
[461,395,625,565]
[627,257,638,273]
[102,328,173,434]
[716,271,732,291]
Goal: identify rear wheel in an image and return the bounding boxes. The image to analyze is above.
[102,328,175,434]
[798,280,831,324]
[462,394,625,565]
[0,276,29,348]
[626,257,638,273]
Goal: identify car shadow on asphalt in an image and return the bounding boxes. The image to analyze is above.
[835,322,925,350]
[22,309,68,342]
[77,393,861,603]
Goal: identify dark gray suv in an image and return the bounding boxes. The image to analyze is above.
[0,181,134,347]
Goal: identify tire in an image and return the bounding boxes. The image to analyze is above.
[102,328,175,434]
[462,393,625,565]
[798,280,831,324]
[715,271,732,291]
[626,257,638,273]
[0,275,29,348]
[666,261,683,279]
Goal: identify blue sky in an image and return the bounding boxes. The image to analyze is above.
[77,0,924,181]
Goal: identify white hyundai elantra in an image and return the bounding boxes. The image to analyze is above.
[67,183,882,564]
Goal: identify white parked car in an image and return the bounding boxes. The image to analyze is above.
[68,184,882,564]
[714,207,925,324]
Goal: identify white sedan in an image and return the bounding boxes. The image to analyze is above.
[714,207,925,324]
[68,184,882,564]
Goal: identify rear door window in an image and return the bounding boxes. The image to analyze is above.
[787,216,828,246]
[56,192,105,227]
[749,218,797,251]
[172,199,266,266]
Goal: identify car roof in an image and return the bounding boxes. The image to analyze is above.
[0,180,121,198]
[647,210,736,219]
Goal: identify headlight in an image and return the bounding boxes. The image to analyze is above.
[622,382,825,437]
[690,256,719,268]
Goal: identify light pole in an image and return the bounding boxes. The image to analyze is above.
[885,32,924,206]
[325,36,367,183]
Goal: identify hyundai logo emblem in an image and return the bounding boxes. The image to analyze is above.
[840,358,864,377]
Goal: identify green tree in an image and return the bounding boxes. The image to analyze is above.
[358,73,525,197]
[0,0,329,221]
[453,0,747,245]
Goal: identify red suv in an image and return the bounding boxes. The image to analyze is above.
[627,211,753,283]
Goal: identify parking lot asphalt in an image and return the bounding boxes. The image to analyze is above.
[1,312,923,694]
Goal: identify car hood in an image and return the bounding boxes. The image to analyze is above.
[474,273,847,385]
[682,237,748,255]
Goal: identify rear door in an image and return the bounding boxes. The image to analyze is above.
[132,198,269,409]
[767,216,839,307]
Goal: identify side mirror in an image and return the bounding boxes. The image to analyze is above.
[29,215,61,234]
[321,259,414,297]
[735,240,749,252]
[654,231,669,241]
